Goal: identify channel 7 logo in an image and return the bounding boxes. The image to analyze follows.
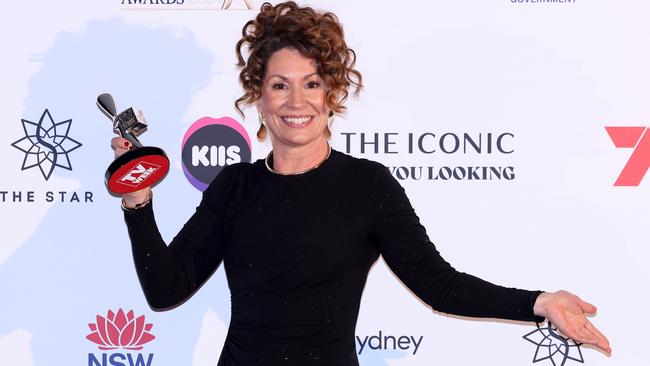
[605,126,650,186]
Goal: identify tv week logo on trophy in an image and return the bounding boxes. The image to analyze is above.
[606,126,650,186]
[117,162,162,188]
[181,117,251,191]
[86,308,156,366]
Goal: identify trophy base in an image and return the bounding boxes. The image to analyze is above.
[105,146,169,195]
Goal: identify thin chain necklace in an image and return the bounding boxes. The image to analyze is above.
[265,144,332,176]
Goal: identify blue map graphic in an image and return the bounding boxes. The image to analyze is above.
[0,18,405,365]
[1,19,215,365]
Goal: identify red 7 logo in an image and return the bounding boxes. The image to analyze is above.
[605,126,650,186]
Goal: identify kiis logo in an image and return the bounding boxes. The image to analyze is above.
[118,162,161,187]
[86,309,155,366]
[181,117,251,191]
[605,126,650,186]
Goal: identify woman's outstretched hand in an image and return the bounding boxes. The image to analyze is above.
[533,290,611,354]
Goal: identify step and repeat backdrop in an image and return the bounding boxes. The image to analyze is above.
[1,0,647,365]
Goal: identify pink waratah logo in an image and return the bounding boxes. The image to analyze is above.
[86,309,155,350]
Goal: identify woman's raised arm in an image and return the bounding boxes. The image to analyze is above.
[113,137,230,311]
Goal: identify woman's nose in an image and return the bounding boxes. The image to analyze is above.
[287,88,307,108]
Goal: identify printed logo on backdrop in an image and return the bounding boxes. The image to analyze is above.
[341,132,515,182]
[120,0,255,10]
[356,331,423,356]
[5,108,93,204]
[11,109,82,181]
[523,322,584,365]
[87,309,156,366]
[181,116,251,191]
[605,126,650,186]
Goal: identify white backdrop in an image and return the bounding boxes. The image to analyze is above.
[1,1,647,365]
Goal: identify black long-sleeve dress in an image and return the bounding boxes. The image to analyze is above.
[123,148,543,365]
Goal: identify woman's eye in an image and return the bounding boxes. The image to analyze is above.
[306,81,320,89]
[272,83,287,90]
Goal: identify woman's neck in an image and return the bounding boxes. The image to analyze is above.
[270,139,330,175]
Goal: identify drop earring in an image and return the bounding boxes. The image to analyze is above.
[257,112,267,141]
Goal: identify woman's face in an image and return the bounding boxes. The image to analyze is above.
[257,47,329,150]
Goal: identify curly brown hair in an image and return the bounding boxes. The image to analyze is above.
[235,1,362,140]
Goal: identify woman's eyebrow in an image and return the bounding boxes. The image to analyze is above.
[266,72,320,80]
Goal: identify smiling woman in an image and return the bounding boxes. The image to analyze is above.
[235,2,362,144]
[256,49,331,163]
[234,1,361,175]
[112,1,611,365]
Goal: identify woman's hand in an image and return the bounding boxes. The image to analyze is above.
[533,290,611,354]
[111,137,151,207]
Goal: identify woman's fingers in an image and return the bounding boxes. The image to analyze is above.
[545,292,611,354]
[578,298,597,314]
[559,314,611,354]
[572,297,609,352]
[111,137,132,158]
[584,320,611,353]
[576,326,598,343]
[111,136,128,149]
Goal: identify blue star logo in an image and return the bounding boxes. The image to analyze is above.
[523,322,584,366]
[11,109,82,181]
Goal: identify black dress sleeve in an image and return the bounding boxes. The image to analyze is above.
[367,164,544,322]
[122,166,233,311]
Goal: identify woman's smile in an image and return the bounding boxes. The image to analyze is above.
[281,115,314,127]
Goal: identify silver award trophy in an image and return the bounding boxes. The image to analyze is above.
[97,93,169,195]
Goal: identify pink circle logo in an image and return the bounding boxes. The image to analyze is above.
[181,117,252,191]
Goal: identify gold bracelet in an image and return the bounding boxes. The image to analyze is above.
[121,190,153,212]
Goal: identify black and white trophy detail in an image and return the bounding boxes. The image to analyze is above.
[97,93,169,195]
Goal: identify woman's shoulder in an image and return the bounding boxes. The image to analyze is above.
[334,149,391,176]
[203,161,260,193]
[331,149,397,188]
[220,160,260,178]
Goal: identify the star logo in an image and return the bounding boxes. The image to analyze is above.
[523,322,584,366]
[11,109,82,181]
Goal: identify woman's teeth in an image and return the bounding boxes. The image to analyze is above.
[282,116,312,125]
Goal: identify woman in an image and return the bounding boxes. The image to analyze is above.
[113,2,610,364]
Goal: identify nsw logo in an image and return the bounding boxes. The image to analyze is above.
[605,126,650,186]
[181,117,251,191]
[86,308,155,366]
[118,162,161,187]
